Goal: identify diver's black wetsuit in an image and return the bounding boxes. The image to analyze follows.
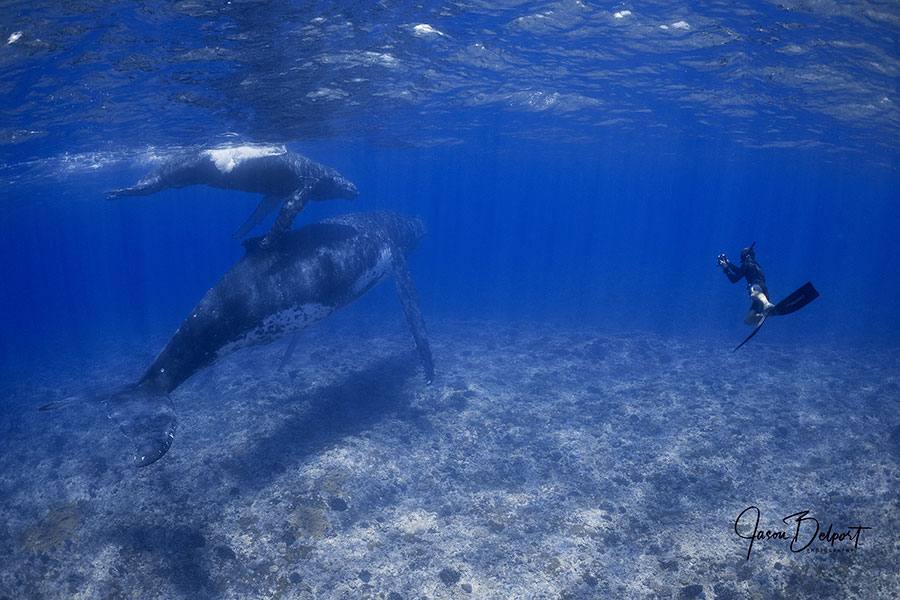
[724,258,768,297]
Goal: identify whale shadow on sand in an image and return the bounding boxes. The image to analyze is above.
[218,353,432,493]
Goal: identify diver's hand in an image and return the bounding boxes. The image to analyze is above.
[716,253,728,269]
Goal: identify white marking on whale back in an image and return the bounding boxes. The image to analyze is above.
[216,302,333,359]
[661,21,690,31]
[412,24,444,37]
[203,145,287,174]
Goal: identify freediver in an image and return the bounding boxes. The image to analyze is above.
[718,242,776,325]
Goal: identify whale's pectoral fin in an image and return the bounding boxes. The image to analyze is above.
[260,184,313,247]
[103,385,176,467]
[391,247,434,383]
[234,195,283,239]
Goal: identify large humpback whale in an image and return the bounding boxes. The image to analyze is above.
[98,211,433,467]
[107,145,358,246]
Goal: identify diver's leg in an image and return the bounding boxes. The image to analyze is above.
[750,289,775,313]
[260,184,312,247]
[233,195,283,238]
[744,306,762,325]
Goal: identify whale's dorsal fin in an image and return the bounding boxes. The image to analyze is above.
[391,247,434,383]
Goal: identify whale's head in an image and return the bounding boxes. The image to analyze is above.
[322,175,359,201]
[408,216,426,246]
[389,214,426,254]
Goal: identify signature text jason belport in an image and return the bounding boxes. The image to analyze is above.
[734,506,871,560]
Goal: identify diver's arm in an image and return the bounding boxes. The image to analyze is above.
[724,260,745,283]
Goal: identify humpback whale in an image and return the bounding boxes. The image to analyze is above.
[107,145,358,246]
[97,211,433,467]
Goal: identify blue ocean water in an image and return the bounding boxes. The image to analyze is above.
[1,1,899,598]
[2,0,898,362]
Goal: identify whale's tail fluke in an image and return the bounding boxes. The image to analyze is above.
[106,186,152,201]
[39,383,176,467]
[105,173,169,201]
[103,384,176,467]
[105,183,161,201]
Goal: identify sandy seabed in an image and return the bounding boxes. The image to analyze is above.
[1,316,898,600]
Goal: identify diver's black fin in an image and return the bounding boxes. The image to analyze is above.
[278,332,301,371]
[732,282,819,352]
[769,282,819,316]
[103,384,176,467]
[733,314,768,352]
[391,247,435,383]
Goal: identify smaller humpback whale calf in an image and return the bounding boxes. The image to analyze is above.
[54,211,433,467]
[107,145,358,246]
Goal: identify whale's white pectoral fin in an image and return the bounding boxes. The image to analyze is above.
[103,385,177,467]
[391,247,434,383]
[234,194,284,239]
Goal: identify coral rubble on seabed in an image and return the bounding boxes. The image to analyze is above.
[0,318,897,599]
